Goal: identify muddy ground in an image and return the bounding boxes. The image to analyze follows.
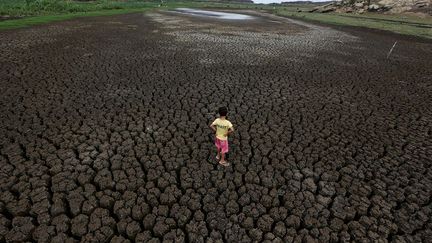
[0,9,431,243]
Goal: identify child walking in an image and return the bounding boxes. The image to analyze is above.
[210,107,234,166]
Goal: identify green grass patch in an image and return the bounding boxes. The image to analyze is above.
[275,10,432,39]
[0,0,159,16]
[0,0,162,30]
[0,8,155,30]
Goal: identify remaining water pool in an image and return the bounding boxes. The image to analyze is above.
[174,8,254,20]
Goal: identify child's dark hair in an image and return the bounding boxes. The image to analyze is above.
[218,107,228,116]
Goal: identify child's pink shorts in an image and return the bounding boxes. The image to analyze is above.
[215,138,229,154]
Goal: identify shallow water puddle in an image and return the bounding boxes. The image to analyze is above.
[174,8,254,20]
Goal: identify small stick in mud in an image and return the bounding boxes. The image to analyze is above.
[387,41,398,59]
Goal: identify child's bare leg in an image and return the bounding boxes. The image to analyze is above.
[216,149,220,159]
[220,152,226,164]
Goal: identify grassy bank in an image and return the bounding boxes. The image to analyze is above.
[276,10,432,39]
[0,8,155,30]
[0,0,162,29]
[0,0,159,17]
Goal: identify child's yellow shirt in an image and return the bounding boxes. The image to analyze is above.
[212,118,233,141]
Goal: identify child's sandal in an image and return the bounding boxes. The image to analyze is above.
[219,161,230,166]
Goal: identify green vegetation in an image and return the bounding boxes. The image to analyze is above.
[0,8,153,30]
[0,0,431,39]
[0,0,164,30]
[0,0,157,16]
[276,10,432,39]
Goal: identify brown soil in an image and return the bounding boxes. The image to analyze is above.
[0,10,431,242]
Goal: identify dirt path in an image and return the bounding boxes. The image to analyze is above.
[0,10,431,242]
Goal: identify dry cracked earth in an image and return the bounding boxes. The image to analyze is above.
[0,9,432,243]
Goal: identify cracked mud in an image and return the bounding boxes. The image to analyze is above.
[0,9,432,243]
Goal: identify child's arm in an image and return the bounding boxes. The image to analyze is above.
[210,124,217,132]
[225,128,234,137]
